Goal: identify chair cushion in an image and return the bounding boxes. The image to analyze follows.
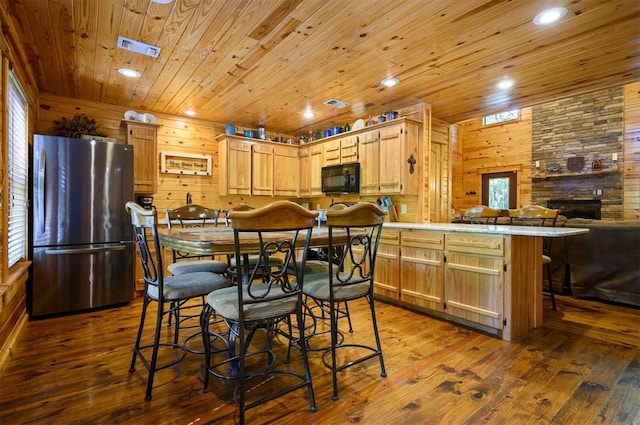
[302,272,370,302]
[207,285,298,322]
[147,272,230,301]
[168,259,228,275]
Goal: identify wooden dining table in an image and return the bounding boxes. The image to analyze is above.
[158,225,350,257]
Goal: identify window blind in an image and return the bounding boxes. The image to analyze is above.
[8,71,28,267]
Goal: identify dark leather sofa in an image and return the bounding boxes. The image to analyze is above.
[549,218,640,307]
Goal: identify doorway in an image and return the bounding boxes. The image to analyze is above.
[482,171,517,209]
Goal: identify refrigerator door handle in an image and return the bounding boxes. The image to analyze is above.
[37,148,46,233]
[44,244,127,255]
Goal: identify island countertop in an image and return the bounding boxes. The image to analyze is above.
[382,222,589,237]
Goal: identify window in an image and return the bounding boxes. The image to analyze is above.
[482,109,519,126]
[482,172,517,209]
[7,71,28,268]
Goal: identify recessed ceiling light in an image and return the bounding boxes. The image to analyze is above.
[381,77,399,87]
[151,0,173,3]
[118,68,141,78]
[184,110,196,116]
[303,109,315,119]
[533,7,568,25]
[496,79,515,90]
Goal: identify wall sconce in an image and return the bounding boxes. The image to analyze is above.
[612,153,618,171]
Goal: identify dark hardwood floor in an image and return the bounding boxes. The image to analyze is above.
[0,295,638,424]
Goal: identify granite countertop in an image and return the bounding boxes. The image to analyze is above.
[382,222,589,237]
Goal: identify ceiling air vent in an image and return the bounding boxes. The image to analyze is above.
[117,36,161,58]
[324,98,350,108]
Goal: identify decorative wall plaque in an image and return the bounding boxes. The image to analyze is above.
[161,151,212,175]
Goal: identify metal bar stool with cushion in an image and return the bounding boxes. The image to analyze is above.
[165,204,230,340]
[201,201,318,424]
[461,205,502,224]
[165,204,229,276]
[301,202,387,401]
[223,205,284,280]
[125,202,230,400]
[508,205,559,310]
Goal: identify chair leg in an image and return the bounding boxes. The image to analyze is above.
[329,300,340,401]
[295,304,317,412]
[129,294,151,374]
[367,294,387,377]
[201,304,214,393]
[545,264,557,311]
[145,300,165,401]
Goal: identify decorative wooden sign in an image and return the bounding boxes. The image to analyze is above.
[161,151,212,175]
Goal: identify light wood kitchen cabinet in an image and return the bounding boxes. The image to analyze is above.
[400,229,445,312]
[273,144,299,196]
[378,120,420,195]
[299,145,311,196]
[124,121,158,194]
[444,233,504,330]
[219,138,252,195]
[252,143,274,196]
[323,139,341,166]
[359,130,380,194]
[299,143,324,197]
[373,228,401,300]
[340,134,358,164]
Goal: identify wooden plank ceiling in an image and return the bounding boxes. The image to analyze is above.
[3,0,639,134]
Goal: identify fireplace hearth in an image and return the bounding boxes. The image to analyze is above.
[547,199,601,219]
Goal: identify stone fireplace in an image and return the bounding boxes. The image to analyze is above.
[531,87,624,220]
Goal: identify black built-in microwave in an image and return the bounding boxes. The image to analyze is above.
[321,162,360,194]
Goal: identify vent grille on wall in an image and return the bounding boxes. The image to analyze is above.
[117,36,161,58]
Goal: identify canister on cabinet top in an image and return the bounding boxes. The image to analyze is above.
[258,126,266,140]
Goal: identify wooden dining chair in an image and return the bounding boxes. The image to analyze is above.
[125,201,230,400]
[300,202,387,401]
[462,205,502,224]
[509,205,559,310]
[201,201,318,424]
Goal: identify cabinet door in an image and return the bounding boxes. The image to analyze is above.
[359,130,379,194]
[400,230,445,312]
[340,134,358,163]
[373,228,400,300]
[225,140,252,195]
[309,144,324,196]
[252,143,273,196]
[323,139,341,166]
[379,122,420,195]
[378,124,402,193]
[299,145,311,196]
[126,122,157,194]
[445,233,504,329]
[273,145,299,196]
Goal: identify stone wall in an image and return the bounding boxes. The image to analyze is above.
[532,87,624,220]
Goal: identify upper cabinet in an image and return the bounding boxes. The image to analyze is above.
[124,121,159,194]
[218,135,300,197]
[299,143,323,197]
[358,118,421,195]
[273,144,299,197]
[378,120,420,195]
[322,134,359,166]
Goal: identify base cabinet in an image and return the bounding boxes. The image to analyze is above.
[375,228,538,341]
[444,233,505,330]
[400,229,444,312]
[373,229,400,300]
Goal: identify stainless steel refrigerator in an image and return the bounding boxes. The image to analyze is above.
[30,134,135,317]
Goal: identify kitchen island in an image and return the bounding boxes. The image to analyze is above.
[376,222,588,341]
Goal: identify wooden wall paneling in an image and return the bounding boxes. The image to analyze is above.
[457,108,533,209]
[623,82,640,220]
